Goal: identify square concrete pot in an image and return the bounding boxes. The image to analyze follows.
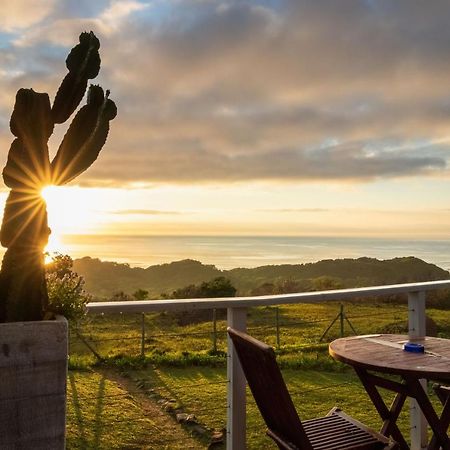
[0,316,67,449]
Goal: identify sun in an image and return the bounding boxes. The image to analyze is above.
[41,185,100,258]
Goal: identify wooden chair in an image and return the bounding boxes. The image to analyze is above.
[228,327,397,450]
[433,384,450,406]
[429,385,450,450]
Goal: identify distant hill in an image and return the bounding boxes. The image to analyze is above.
[73,258,220,297]
[73,256,449,299]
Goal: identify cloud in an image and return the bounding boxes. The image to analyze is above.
[0,0,57,31]
[1,0,450,186]
[13,0,149,47]
[110,209,182,215]
[100,0,149,29]
[84,140,444,184]
[257,208,331,213]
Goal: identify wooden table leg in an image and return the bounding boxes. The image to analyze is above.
[354,368,409,450]
[381,391,407,438]
[405,377,450,450]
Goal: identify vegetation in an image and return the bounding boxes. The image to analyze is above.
[73,256,449,304]
[66,299,450,448]
[74,258,219,298]
[67,370,203,449]
[166,276,236,300]
[46,254,92,321]
[63,255,450,448]
[0,31,116,322]
[160,276,236,325]
[41,252,450,447]
[132,289,149,300]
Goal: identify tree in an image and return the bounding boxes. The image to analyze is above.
[250,283,276,296]
[110,291,133,302]
[170,277,237,299]
[198,277,237,298]
[0,31,116,322]
[170,284,200,299]
[168,277,236,325]
[132,289,149,300]
[274,279,310,294]
[311,276,343,291]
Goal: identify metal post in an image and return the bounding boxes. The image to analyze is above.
[140,313,145,357]
[276,307,280,349]
[340,304,344,337]
[212,309,217,353]
[408,290,427,450]
[227,307,247,450]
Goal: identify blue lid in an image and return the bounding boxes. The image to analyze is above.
[403,342,425,353]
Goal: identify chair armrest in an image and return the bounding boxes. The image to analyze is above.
[266,429,303,450]
[432,384,450,405]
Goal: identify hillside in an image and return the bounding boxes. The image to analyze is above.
[73,256,449,299]
[73,258,221,297]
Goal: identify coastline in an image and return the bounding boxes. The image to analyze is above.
[40,234,450,272]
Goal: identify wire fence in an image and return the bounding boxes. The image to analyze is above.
[66,300,449,449]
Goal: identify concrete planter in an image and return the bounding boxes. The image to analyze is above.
[0,316,68,449]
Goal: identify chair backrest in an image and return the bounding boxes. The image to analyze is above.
[228,327,312,449]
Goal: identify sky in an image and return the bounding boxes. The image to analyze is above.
[1,0,450,241]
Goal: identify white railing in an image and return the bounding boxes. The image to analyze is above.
[87,280,450,450]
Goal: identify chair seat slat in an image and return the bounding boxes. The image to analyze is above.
[309,431,379,447]
[308,428,373,441]
[309,431,377,443]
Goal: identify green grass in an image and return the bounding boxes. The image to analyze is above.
[66,370,206,449]
[118,366,445,449]
[65,301,450,448]
[71,302,411,360]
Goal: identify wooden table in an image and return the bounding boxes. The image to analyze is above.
[329,334,450,450]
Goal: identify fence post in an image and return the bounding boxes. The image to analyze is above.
[140,313,145,357]
[212,309,217,352]
[227,307,247,450]
[275,307,280,349]
[408,290,427,450]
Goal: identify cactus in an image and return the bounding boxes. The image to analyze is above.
[0,31,116,322]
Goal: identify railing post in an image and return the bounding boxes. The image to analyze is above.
[408,290,427,450]
[275,307,280,349]
[140,313,145,357]
[212,309,217,353]
[227,307,247,450]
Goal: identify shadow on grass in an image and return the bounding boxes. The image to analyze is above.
[93,375,106,449]
[68,372,106,449]
[68,372,88,449]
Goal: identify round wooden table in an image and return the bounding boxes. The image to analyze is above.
[329,334,450,450]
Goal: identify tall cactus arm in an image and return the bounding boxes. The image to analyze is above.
[3,139,44,189]
[5,89,52,188]
[51,85,117,185]
[10,89,53,140]
[52,31,101,124]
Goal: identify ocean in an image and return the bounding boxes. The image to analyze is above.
[54,235,450,272]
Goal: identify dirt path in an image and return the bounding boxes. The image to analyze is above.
[96,368,209,449]
[66,368,212,449]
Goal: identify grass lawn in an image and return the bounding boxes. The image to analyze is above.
[126,366,416,449]
[66,370,203,449]
[66,300,450,448]
[68,365,445,449]
[71,301,431,361]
